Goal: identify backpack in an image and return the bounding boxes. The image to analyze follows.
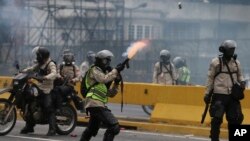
[80,66,98,98]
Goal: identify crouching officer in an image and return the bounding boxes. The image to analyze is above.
[80,50,124,141]
[204,40,245,141]
[20,46,57,136]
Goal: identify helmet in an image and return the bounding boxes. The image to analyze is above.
[95,50,114,69]
[219,40,237,52]
[96,50,114,59]
[87,51,96,64]
[173,56,185,68]
[63,53,75,65]
[62,49,71,56]
[219,40,237,60]
[160,49,170,64]
[35,46,50,64]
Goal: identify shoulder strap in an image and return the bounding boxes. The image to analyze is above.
[45,60,55,71]
[72,65,76,78]
[162,63,174,82]
[214,56,223,78]
[59,64,64,76]
[224,60,235,84]
[157,62,162,76]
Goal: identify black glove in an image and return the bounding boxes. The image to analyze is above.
[115,63,125,73]
[203,94,210,104]
[114,75,121,84]
[240,81,246,89]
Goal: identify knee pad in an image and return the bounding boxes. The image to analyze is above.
[210,101,224,118]
[228,113,244,124]
[211,117,223,125]
[85,126,99,137]
[107,124,120,136]
[112,124,120,135]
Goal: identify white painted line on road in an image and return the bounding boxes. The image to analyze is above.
[6,135,63,141]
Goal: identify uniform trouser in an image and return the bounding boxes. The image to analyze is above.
[43,94,56,131]
[53,85,74,109]
[80,107,120,141]
[209,94,244,141]
[24,94,55,131]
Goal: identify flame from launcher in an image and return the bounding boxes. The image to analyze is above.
[123,39,150,59]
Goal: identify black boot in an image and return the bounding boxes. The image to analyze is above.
[103,133,115,141]
[20,125,34,134]
[47,114,56,136]
[80,129,92,141]
[46,129,56,136]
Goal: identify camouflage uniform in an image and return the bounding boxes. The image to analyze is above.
[58,64,80,86]
[205,57,244,141]
[153,62,178,85]
[22,58,57,135]
[23,58,57,94]
[81,66,120,141]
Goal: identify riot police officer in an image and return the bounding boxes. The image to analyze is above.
[80,51,96,77]
[204,40,245,141]
[54,51,81,110]
[173,56,191,85]
[80,50,124,141]
[153,49,177,85]
[21,46,57,136]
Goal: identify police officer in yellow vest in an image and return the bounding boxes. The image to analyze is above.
[173,56,191,85]
[80,50,124,141]
[204,40,245,141]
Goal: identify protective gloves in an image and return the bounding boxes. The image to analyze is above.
[115,63,125,73]
[114,75,121,85]
[203,94,211,104]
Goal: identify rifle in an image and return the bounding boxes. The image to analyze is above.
[121,58,130,69]
[201,89,213,124]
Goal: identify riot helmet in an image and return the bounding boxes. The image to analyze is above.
[160,49,171,64]
[87,51,96,64]
[62,49,71,56]
[95,50,114,70]
[34,46,50,65]
[219,40,237,60]
[173,56,185,69]
[63,52,75,65]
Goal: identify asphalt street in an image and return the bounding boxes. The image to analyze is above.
[0,121,220,141]
[0,104,228,141]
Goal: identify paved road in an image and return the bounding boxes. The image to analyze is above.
[0,121,223,141]
[0,104,228,141]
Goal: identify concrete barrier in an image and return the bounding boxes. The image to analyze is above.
[1,76,249,125]
[1,76,249,138]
